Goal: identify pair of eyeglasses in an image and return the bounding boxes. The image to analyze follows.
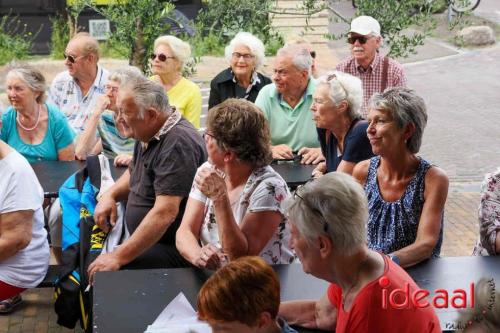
[294,184,329,233]
[347,35,371,45]
[104,85,119,93]
[232,52,254,61]
[202,131,216,141]
[150,53,176,62]
[64,53,85,64]
[310,51,316,59]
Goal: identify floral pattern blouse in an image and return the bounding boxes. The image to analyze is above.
[472,168,500,256]
[189,162,295,265]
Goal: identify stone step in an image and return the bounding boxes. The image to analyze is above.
[271,16,330,27]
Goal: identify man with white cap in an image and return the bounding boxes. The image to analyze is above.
[336,16,406,117]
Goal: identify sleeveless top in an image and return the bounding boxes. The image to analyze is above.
[365,156,443,257]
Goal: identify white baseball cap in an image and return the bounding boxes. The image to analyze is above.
[349,16,381,36]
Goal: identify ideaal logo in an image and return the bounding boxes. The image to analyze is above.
[378,276,495,310]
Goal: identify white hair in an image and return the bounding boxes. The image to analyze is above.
[108,66,143,84]
[317,71,363,119]
[154,35,191,67]
[6,64,46,103]
[224,32,266,69]
[276,44,312,76]
[120,75,170,120]
[284,173,367,256]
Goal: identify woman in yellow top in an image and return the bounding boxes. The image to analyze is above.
[150,35,202,128]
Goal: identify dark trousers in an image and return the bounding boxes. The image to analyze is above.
[123,243,192,269]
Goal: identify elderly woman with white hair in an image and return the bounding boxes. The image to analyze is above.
[1,64,75,162]
[279,172,441,332]
[353,87,449,268]
[208,32,272,109]
[311,71,373,178]
[150,35,202,128]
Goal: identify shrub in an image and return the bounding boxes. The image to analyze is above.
[0,14,37,65]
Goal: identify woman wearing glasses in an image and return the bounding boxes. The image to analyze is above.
[311,71,373,178]
[1,64,75,163]
[353,87,449,268]
[75,67,138,166]
[176,99,294,269]
[150,35,202,128]
[208,32,272,109]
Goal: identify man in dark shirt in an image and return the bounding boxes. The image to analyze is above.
[88,73,206,279]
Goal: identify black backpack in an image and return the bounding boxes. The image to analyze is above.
[54,156,106,331]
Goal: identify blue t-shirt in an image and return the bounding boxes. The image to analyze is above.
[0,103,75,163]
[317,119,373,173]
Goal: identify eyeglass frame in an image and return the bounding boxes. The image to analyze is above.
[293,183,329,233]
[150,53,176,62]
[63,53,87,64]
[231,52,255,61]
[347,34,372,45]
[104,85,119,93]
[202,131,217,141]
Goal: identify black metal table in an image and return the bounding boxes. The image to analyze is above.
[93,256,500,333]
[271,161,316,189]
[93,263,328,333]
[31,160,126,198]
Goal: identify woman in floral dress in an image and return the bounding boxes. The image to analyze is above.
[176,99,294,269]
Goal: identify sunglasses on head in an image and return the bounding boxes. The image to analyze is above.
[294,183,329,233]
[64,53,85,64]
[150,53,175,62]
[347,35,371,45]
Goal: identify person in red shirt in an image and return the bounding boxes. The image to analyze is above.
[279,172,441,333]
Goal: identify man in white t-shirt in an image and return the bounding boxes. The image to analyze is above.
[0,140,50,313]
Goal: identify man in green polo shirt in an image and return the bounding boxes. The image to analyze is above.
[255,44,322,164]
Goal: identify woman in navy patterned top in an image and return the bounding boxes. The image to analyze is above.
[353,87,448,268]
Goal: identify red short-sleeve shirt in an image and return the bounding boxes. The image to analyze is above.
[327,255,441,333]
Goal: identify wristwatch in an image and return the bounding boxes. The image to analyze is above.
[388,254,400,265]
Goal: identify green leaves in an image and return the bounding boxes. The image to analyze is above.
[0,13,39,65]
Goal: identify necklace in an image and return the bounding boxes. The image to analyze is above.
[342,254,370,308]
[16,104,41,131]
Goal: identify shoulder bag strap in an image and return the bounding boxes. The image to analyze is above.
[381,56,389,92]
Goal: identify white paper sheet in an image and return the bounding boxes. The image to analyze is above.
[144,292,211,333]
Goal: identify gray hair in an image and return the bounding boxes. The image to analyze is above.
[108,66,143,84]
[6,64,47,103]
[154,35,191,67]
[225,32,266,69]
[284,172,367,255]
[120,75,170,119]
[317,71,363,119]
[368,87,427,153]
[276,44,312,75]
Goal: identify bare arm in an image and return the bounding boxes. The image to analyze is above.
[336,160,357,175]
[94,169,131,232]
[112,195,182,265]
[0,210,33,262]
[393,167,449,267]
[57,143,76,161]
[88,195,182,281]
[75,113,101,159]
[75,95,109,159]
[213,194,283,260]
[176,198,207,264]
[279,294,337,330]
[352,160,370,186]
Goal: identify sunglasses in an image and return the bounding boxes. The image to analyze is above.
[310,51,316,59]
[294,184,329,233]
[150,53,175,62]
[64,53,85,64]
[347,35,372,45]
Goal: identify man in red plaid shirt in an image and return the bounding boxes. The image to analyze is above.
[336,16,407,117]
